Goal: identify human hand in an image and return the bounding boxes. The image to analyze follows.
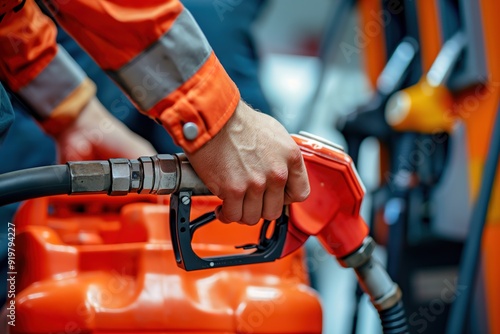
[185,101,310,225]
[55,97,157,162]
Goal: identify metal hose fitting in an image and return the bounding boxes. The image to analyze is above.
[67,154,209,196]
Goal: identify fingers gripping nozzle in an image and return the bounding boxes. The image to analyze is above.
[65,154,290,271]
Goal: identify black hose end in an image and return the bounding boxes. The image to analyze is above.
[379,301,409,334]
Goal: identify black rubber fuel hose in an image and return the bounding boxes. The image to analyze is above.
[379,301,410,334]
[0,165,71,206]
[446,105,500,333]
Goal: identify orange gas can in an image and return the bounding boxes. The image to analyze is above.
[10,194,322,334]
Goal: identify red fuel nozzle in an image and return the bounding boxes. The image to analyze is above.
[282,132,370,259]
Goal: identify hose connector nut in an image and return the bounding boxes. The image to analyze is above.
[68,161,111,194]
[151,154,180,195]
[109,159,131,196]
[373,284,403,311]
[338,236,375,268]
[129,160,142,192]
[139,157,155,194]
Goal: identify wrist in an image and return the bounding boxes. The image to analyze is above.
[42,78,97,137]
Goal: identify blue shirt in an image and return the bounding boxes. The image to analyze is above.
[0,82,15,145]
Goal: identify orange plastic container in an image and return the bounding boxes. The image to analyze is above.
[11,194,322,334]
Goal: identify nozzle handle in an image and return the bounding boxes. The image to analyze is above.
[170,190,289,271]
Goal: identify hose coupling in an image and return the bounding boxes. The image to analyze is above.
[338,236,403,311]
[67,154,209,196]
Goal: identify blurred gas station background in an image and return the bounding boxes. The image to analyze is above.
[253,1,499,333]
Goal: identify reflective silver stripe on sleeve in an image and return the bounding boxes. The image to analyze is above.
[18,46,86,118]
[109,9,212,112]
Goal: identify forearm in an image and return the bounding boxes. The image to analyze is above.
[43,0,240,153]
[0,0,96,136]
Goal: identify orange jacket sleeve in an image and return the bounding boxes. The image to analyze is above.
[0,0,240,152]
[0,0,96,136]
[45,0,241,153]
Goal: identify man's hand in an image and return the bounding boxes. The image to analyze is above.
[186,101,310,225]
[56,97,157,162]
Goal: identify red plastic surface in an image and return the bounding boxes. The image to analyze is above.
[287,134,370,258]
[12,195,322,334]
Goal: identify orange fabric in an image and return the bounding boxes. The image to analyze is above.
[0,0,240,152]
[0,0,57,92]
[47,0,240,153]
[47,0,184,70]
[156,52,240,152]
[0,0,94,133]
[0,0,24,17]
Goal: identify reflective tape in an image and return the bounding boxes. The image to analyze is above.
[18,46,86,118]
[109,9,212,112]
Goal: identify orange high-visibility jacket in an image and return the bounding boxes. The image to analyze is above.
[0,0,240,153]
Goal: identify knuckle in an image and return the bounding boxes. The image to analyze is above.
[220,203,242,223]
[288,146,303,166]
[296,187,311,202]
[227,186,246,198]
[263,209,281,221]
[249,178,266,193]
[286,185,310,203]
[217,215,231,224]
[224,212,242,223]
[241,217,260,226]
[269,168,288,187]
[205,182,221,197]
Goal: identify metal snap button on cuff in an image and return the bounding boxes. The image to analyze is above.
[183,122,199,140]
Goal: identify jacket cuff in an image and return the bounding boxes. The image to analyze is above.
[156,53,240,153]
[17,46,89,120]
[40,78,96,137]
[13,45,96,136]
[106,8,241,153]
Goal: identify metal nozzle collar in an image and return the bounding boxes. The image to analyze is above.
[338,236,376,268]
